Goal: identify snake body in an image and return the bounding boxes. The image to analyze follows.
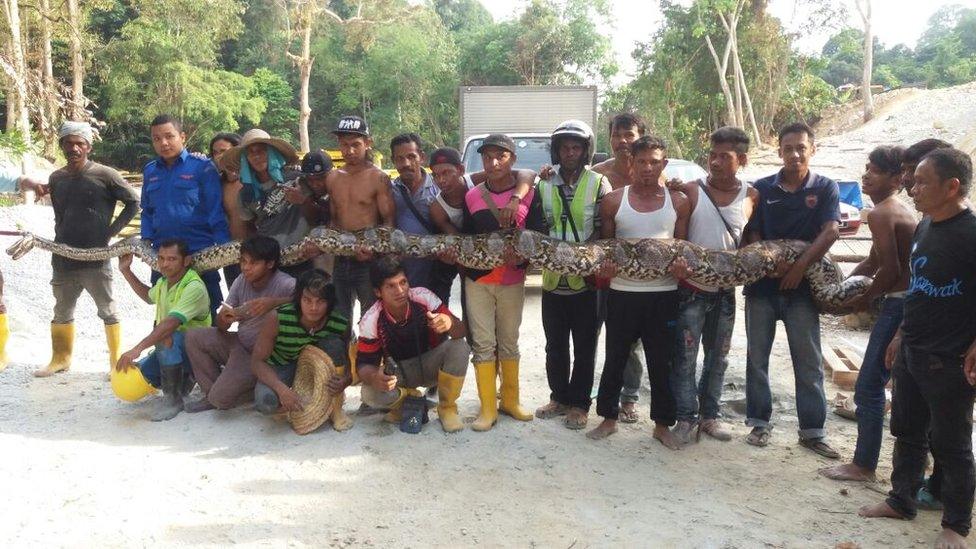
[6,227,870,315]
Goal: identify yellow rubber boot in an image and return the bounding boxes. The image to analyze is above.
[499,359,533,421]
[35,323,74,378]
[471,361,498,432]
[330,366,354,432]
[437,370,465,433]
[0,313,9,372]
[384,387,421,424]
[105,323,122,375]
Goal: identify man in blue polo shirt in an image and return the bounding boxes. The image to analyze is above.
[142,114,230,314]
[742,122,841,458]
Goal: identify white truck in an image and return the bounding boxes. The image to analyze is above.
[459,85,598,173]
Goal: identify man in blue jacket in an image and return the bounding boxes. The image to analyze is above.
[141,114,230,314]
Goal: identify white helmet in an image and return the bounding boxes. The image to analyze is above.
[550,119,595,166]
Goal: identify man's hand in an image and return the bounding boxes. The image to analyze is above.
[327,370,352,395]
[964,339,976,386]
[885,333,902,370]
[538,165,554,181]
[239,297,277,321]
[778,261,807,290]
[596,258,617,280]
[499,197,520,228]
[841,292,871,312]
[116,347,142,372]
[277,386,305,412]
[427,311,452,334]
[436,248,457,265]
[502,245,521,267]
[301,241,322,260]
[355,248,374,262]
[665,178,683,191]
[283,184,307,205]
[118,253,133,272]
[669,256,691,280]
[18,177,48,198]
[371,370,398,393]
[216,306,237,328]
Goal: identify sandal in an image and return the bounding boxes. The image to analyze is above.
[746,426,772,447]
[799,437,841,459]
[563,408,588,430]
[619,403,639,424]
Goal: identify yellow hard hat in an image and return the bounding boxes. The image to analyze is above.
[110,365,157,402]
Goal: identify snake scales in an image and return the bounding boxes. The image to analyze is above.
[5,227,870,315]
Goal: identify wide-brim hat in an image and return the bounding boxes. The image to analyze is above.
[286,345,339,435]
[218,128,300,172]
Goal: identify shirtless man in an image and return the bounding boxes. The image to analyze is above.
[591,112,648,424]
[322,115,395,322]
[818,146,917,482]
[587,135,691,449]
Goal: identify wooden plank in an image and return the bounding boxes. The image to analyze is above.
[834,345,863,372]
[823,346,849,375]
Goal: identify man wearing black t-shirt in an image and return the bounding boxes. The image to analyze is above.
[356,257,469,433]
[859,148,976,549]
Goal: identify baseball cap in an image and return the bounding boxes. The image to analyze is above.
[476,133,516,155]
[301,150,333,175]
[428,147,463,168]
[332,115,370,137]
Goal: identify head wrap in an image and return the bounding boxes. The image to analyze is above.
[58,121,93,144]
[239,145,287,202]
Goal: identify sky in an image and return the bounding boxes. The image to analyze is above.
[479,0,976,84]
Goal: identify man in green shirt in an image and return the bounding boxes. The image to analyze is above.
[117,238,212,421]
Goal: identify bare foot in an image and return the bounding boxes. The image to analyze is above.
[586,419,618,440]
[654,423,682,450]
[935,528,969,549]
[858,501,907,519]
[819,463,877,482]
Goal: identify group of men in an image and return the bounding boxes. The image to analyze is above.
[2,109,975,548]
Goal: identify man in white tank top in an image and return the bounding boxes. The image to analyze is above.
[668,127,758,445]
[587,136,691,450]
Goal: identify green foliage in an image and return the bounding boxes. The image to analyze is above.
[820,6,976,89]
[248,68,299,140]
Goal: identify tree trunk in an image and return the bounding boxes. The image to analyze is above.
[66,0,85,120]
[2,0,31,144]
[296,21,312,153]
[733,39,762,145]
[704,34,736,126]
[856,0,874,122]
[39,0,58,156]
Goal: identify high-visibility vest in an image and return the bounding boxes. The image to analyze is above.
[538,168,602,292]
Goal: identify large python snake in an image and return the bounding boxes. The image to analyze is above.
[5,227,870,315]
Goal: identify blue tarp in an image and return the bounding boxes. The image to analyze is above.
[837,180,863,209]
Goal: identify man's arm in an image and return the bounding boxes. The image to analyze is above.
[671,191,691,240]
[846,210,899,308]
[202,163,231,244]
[117,254,152,304]
[116,316,181,371]
[429,200,458,235]
[107,171,140,238]
[599,189,620,240]
[375,173,396,227]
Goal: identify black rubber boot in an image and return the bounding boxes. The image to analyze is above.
[151,365,184,422]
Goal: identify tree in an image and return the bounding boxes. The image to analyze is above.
[1,0,31,143]
[854,0,873,121]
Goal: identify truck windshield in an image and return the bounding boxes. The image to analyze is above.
[463,137,552,174]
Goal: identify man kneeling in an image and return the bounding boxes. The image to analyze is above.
[249,270,352,428]
[356,257,469,433]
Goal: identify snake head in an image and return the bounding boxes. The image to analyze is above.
[6,233,34,260]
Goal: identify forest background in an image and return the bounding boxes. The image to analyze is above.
[1,0,975,170]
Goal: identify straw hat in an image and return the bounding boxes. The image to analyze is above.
[217,128,299,173]
[287,345,339,435]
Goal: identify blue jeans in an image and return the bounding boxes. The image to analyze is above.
[672,287,736,422]
[853,296,904,469]
[138,331,192,387]
[745,290,827,440]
